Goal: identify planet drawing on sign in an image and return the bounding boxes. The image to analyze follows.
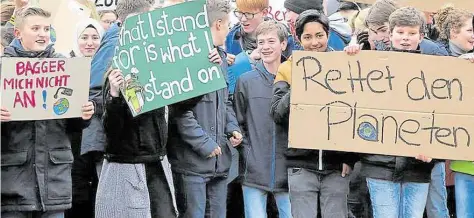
[53,98,70,115]
[358,122,378,141]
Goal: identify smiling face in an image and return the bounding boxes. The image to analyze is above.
[390,25,423,50]
[451,18,474,52]
[257,30,287,64]
[300,21,328,52]
[15,15,51,51]
[78,27,100,57]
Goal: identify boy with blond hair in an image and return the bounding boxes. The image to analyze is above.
[234,20,291,218]
[1,7,95,218]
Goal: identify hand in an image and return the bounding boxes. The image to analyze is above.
[344,44,361,56]
[208,146,222,158]
[229,131,243,147]
[342,163,352,177]
[249,48,261,61]
[209,48,222,65]
[14,0,29,15]
[81,101,95,120]
[416,154,433,163]
[108,69,124,97]
[227,53,236,65]
[1,107,11,122]
[459,53,474,63]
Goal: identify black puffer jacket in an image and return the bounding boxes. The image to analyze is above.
[1,40,90,212]
[102,84,168,163]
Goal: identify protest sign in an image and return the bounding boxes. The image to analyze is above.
[230,0,288,26]
[350,0,474,12]
[288,51,474,161]
[113,0,227,117]
[95,0,117,11]
[1,57,91,121]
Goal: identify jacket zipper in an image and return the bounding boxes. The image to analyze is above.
[319,149,323,171]
[214,91,219,175]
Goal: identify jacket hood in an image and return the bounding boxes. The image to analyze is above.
[71,18,105,58]
[328,12,352,37]
[4,38,57,58]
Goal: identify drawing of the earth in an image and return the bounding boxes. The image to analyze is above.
[53,98,69,115]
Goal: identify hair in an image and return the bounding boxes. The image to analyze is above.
[295,9,329,41]
[115,0,152,21]
[434,5,473,41]
[389,7,425,33]
[255,20,288,42]
[365,0,398,27]
[98,10,118,19]
[349,7,370,33]
[15,7,52,28]
[206,0,231,24]
[1,0,15,26]
[236,0,269,11]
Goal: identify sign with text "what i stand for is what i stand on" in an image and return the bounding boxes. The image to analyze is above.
[289,51,474,161]
[1,57,91,121]
[113,0,226,117]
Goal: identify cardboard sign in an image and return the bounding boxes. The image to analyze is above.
[113,0,227,117]
[350,0,474,12]
[95,0,117,11]
[289,51,474,161]
[1,57,91,121]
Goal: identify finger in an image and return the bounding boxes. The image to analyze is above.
[217,147,222,155]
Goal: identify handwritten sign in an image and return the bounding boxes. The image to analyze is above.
[113,0,227,117]
[288,51,474,161]
[230,0,288,26]
[1,57,91,121]
[351,0,474,12]
[95,0,117,11]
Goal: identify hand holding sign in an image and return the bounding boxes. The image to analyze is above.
[81,102,95,120]
[1,107,12,122]
[459,53,474,63]
[208,48,222,65]
[108,69,124,97]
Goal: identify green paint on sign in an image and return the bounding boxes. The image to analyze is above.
[113,0,227,116]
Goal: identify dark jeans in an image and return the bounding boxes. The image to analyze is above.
[146,162,177,218]
[2,211,64,218]
[288,168,350,218]
[173,173,227,218]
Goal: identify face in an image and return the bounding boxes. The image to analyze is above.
[15,15,51,52]
[234,8,266,34]
[451,18,474,52]
[390,25,423,50]
[423,12,434,25]
[100,12,117,30]
[78,27,100,57]
[212,18,231,47]
[286,10,299,26]
[300,22,328,52]
[257,30,287,64]
[367,22,390,46]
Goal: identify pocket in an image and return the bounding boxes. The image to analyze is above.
[288,168,303,176]
[1,151,28,166]
[47,149,73,200]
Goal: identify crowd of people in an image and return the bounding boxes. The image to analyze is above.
[1,0,473,217]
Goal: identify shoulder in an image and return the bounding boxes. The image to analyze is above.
[420,39,449,56]
[275,57,293,84]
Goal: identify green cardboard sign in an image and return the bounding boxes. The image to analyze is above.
[113,0,226,116]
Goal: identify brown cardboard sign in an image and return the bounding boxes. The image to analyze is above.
[1,57,91,121]
[289,51,474,161]
[350,0,474,12]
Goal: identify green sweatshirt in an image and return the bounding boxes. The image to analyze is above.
[451,161,474,176]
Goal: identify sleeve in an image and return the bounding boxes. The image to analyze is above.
[66,118,91,133]
[233,77,248,147]
[342,152,360,169]
[173,109,219,158]
[270,81,291,124]
[102,89,127,137]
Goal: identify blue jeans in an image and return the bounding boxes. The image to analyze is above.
[173,173,227,218]
[242,185,292,218]
[367,178,429,218]
[455,172,474,218]
[1,211,64,218]
[426,162,449,218]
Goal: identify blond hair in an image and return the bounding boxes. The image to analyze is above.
[349,7,370,34]
[206,0,231,24]
[236,0,268,11]
[255,20,288,42]
[434,5,473,41]
[15,7,51,28]
[389,7,425,33]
